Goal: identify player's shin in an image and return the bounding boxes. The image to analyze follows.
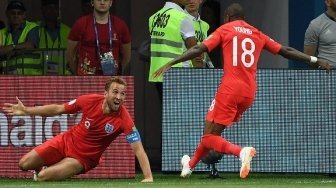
[189,142,209,169]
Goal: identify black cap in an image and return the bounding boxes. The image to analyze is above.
[6,0,26,11]
[41,0,59,6]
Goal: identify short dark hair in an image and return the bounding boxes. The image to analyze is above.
[105,77,127,91]
[224,3,245,20]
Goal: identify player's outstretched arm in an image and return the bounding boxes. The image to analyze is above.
[3,97,66,117]
[130,142,153,183]
[278,46,332,73]
[153,44,208,78]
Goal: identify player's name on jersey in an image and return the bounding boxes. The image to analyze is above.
[234,26,252,35]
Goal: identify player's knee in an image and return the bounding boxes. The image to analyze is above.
[18,158,30,171]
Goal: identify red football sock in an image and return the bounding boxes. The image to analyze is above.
[201,134,242,157]
[189,142,209,169]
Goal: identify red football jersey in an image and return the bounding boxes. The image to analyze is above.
[203,20,282,98]
[68,15,131,75]
[62,94,134,161]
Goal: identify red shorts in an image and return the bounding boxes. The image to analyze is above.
[206,93,254,126]
[34,134,98,172]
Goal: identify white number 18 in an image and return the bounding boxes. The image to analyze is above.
[233,36,256,67]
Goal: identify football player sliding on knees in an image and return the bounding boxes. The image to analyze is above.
[2,77,153,182]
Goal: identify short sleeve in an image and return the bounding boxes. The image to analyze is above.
[120,106,135,135]
[304,22,319,46]
[63,96,83,114]
[202,28,222,52]
[68,17,86,41]
[180,17,195,40]
[118,19,131,44]
[261,32,282,55]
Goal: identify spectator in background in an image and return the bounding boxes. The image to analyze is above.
[66,0,131,76]
[185,0,214,68]
[154,3,331,179]
[200,0,221,68]
[147,0,201,171]
[38,0,72,75]
[0,0,40,75]
[304,0,336,67]
[81,0,93,15]
[149,0,201,98]
[3,77,153,182]
[0,20,5,30]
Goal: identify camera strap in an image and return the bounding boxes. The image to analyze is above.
[93,14,113,58]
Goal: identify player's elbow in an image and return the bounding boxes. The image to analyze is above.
[278,46,295,59]
[134,146,145,156]
[18,162,27,171]
[18,158,30,171]
[133,145,147,158]
[193,44,207,54]
[53,105,65,115]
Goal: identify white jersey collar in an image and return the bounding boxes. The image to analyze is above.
[164,2,184,12]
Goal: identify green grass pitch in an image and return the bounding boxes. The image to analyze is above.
[0,173,335,188]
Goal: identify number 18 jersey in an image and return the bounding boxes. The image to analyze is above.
[203,20,282,99]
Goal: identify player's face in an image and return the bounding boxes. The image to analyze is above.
[105,82,126,112]
[93,0,112,13]
[186,0,202,13]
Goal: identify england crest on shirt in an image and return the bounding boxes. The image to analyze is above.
[105,123,114,134]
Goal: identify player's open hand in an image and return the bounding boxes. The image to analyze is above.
[153,62,172,79]
[2,97,26,116]
[317,59,332,73]
[141,177,153,183]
